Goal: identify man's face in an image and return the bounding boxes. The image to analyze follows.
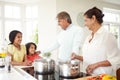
[58,19,68,30]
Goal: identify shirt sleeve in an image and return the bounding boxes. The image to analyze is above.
[72,28,85,54]
[7,45,13,54]
[41,40,60,53]
[106,34,120,71]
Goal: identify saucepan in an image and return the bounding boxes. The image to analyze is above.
[34,58,55,74]
[58,60,80,78]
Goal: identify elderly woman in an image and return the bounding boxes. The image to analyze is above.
[72,7,120,76]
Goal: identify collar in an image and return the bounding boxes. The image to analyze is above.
[65,24,73,30]
[95,26,104,34]
[89,26,104,37]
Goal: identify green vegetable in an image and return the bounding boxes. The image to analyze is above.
[43,52,51,58]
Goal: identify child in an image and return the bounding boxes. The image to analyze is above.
[7,30,31,66]
[25,42,41,62]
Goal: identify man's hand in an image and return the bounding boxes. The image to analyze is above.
[36,51,41,54]
[71,53,77,60]
[71,53,83,61]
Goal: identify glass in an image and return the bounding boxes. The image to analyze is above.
[0,45,7,58]
[0,38,7,70]
[0,58,5,69]
[0,52,7,58]
[5,56,11,73]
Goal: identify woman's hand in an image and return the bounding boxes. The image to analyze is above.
[86,60,111,74]
[36,51,41,54]
[86,63,99,74]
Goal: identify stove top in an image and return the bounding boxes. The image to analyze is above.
[21,67,91,80]
[58,72,90,80]
[34,72,90,80]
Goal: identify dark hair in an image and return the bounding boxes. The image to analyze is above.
[56,11,72,24]
[9,30,22,44]
[25,42,37,55]
[84,7,104,24]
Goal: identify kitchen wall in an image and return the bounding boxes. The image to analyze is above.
[37,0,120,60]
[56,0,120,26]
[37,0,58,60]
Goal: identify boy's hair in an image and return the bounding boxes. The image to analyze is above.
[25,42,37,55]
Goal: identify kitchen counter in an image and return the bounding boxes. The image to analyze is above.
[58,72,91,80]
[1,65,117,80]
[0,65,93,80]
[0,66,37,80]
[18,66,92,80]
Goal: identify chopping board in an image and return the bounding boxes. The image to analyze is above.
[75,75,96,80]
[75,77,87,80]
[75,77,89,80]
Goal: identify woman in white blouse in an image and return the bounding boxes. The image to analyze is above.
[72,7,120,76]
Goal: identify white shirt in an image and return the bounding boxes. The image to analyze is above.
[82,27,120,75]
[42,24,84,61]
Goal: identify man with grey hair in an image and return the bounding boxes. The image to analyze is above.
[41,11,84,62]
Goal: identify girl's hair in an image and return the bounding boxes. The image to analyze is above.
[84,7,104,24]
[25,42,37,55]
[9,30,22,44]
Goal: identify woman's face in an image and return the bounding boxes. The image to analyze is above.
[29,44,36,55]
[84,15,95,31]
[14,33,22,45]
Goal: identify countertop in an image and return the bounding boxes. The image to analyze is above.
[0,65,93,80]
[0,66,37,80]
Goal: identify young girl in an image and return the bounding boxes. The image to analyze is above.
[25,42,41,62]
[7,30,31,66]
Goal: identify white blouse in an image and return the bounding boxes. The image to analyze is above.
[82,27,120,75]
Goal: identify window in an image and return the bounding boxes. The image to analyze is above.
[26,6,38,18]
[5,5,21,18]
[0,6,1,17]
[0,20,2,40]
[103,8,120,48]
[25,21,38,44]
[5,20,22,40]
[0,3,39,44]
[103,12,120,23]
[0,6,3,41]
[4,5,22,43]
[25,6,39,44]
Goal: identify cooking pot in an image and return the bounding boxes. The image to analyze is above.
[59,60,80,78]
[34,58,55,74]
